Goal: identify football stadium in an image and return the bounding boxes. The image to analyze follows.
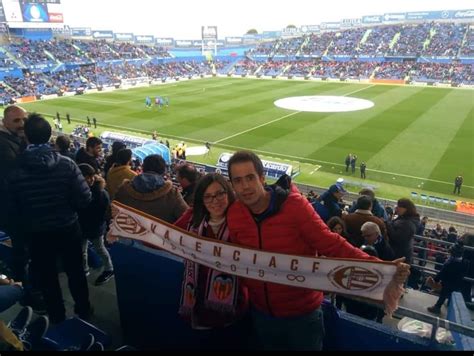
[0,0,474,351]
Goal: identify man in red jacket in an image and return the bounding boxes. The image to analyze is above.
[226,151,409,350]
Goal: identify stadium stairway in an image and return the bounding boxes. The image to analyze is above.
[222,59,240,75]
[281,64,293,76]
[137,47,151,59]
[423,28,437,50]
[296,36,311,56]
[389,32,401,50]
[43,49,60,65]
[0,80,21,97]
[459,27,471,57]
[0,46,24,69]
[359,28,372,46]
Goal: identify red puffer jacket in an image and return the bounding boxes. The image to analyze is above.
[227,183,376,318]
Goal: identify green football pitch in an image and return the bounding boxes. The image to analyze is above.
[20,77,474,203]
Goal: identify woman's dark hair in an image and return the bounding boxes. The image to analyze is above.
[327,216,348,237]
[191,173,235,228]
[397,198,418,218]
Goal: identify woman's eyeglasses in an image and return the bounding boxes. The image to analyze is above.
[203,190,227,204]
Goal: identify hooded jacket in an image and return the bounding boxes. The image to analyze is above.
[7,145,91,233]
[114,173,188,223]
[227,175,376,318]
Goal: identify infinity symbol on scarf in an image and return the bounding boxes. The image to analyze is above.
[287,274,306,283]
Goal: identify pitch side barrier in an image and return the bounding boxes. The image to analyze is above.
[110,238,473,350]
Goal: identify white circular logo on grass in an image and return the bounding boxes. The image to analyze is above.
[274,96,375,113]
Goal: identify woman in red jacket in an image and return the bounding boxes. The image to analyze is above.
[175,173,249,348]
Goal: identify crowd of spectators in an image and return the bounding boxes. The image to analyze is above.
[373,61,412,80]
[410,63,453,83]
[386,23,431,57]
[246,22,473,58]
[425,23,468,57]
[259,60,290,76]
[357,25,400,56]
[327,29,366,56]
[0,23,473,103]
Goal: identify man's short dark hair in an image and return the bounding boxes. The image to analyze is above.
[227,151,264,181]
[24,113,51,144]
[176,164,200,183]
[357,195,373,211]
[55,135,71,152]
[116,149,133,166]
[86,137,102,150]
[142,154,166,175]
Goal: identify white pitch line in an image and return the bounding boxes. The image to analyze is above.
[214,111,300,144]
[213,84,376,144]
[63,97,134,105]
[216,142,474,189]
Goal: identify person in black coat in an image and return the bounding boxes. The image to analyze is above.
[77,164,114,286]
[6,113,92,323]
[461,234,474,304]
[345,154,351,172]
[361,222,394,261]
[387,198,420,265]
[427,243,467,314]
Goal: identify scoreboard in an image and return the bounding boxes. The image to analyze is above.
[1,0,64,28]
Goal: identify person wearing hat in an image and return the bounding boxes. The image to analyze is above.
[316,183,347,220]
[427,242,467,314]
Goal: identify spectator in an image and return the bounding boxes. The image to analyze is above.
[316,183,347,220]
[361,222,394,261]
[349,188,388,221]
[6,113,92,324]
[427,242,466,315]
[387,198,420,264]
[115,154,188,223]
[225,151,409,351]
[106,149,137,201]
[77,164,114,286]
[174,173,250,347]
[461,233,474,304]
[446,226,458,244]
[326,216,349,240]
[0,106,28,280]
[103,141,126,177]
[55,135,75,160]
[76,137,103,173]
[176,163,201,206]
[343,195,387,248]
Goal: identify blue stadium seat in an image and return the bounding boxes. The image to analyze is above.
[43,317,110,351]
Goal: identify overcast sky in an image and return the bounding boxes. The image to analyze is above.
[63,0,473,39]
